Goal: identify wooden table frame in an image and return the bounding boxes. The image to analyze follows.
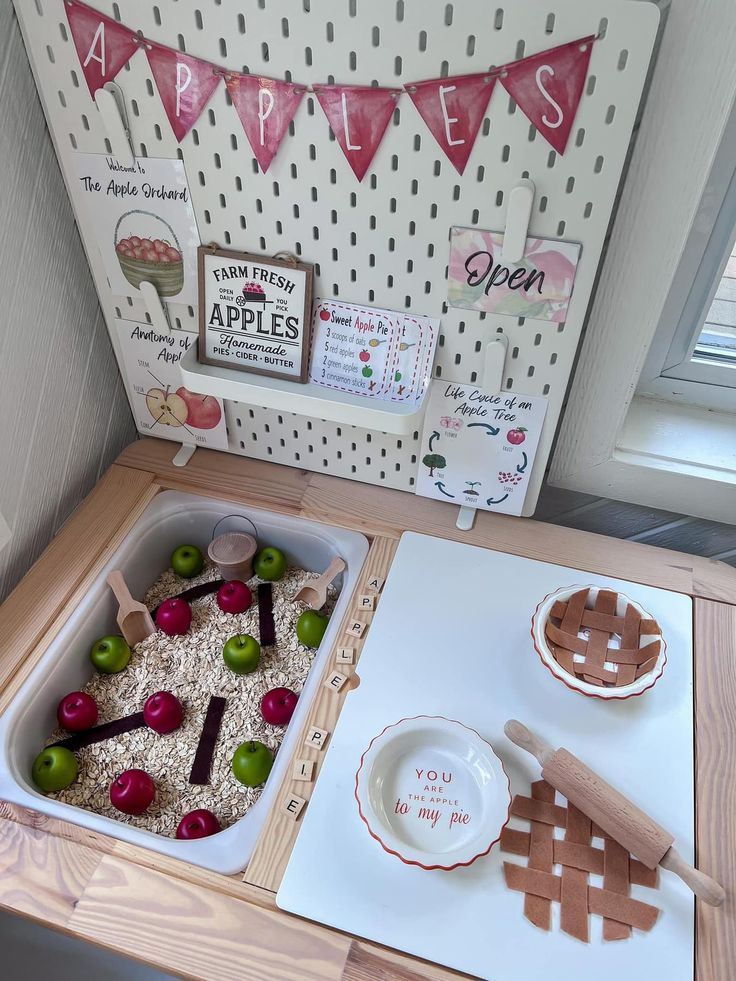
[0,439,732,980]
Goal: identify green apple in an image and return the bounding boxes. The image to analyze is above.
[232,740,273,787]
[171,544,204,579]
[296,609,329,648]
[90,634,131,674]
[32,746,78,792]
[254,546,287,582]
[222,634,260,674]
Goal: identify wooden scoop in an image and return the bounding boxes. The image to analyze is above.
[291,556,346,610]
[504,719,725,907]
[107,570,156,647]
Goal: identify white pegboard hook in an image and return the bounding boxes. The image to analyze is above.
[140,280,173,335]
[94,82,135,166]
[501,178,536,264]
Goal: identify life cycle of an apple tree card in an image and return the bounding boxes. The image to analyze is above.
[415,379,548,515]
[114,319,228,450]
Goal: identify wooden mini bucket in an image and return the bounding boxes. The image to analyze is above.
[207,516,259,581]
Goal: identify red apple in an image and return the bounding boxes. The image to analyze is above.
[506,427,527,445]
[129,235,141,247]
[57,691,98,732]
[143,691,184,734]
[110,768,155,815]
[175,387,222,430]
[176,808,222,840]
[217,580,253,614]
[260,687,298,726]
[319,308,331,321]
[155,597,192,636]
[359,351,370,363]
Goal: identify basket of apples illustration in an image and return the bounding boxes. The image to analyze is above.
[115,210,184,297]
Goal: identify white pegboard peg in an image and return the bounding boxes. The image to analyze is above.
[140,280,173,335]
[94,83,135,167]
[483,334,509,391]
[501,178,536,264]
[172,443,196,467]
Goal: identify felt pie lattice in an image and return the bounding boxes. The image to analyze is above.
[539,586,664,692]
[501,780,660,943]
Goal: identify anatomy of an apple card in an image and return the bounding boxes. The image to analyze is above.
[415,379,548,515]
[114,319,228,450]
[71,154,201,306]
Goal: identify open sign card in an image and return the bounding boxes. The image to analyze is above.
[415,379,548,515]
[447,227,581,323]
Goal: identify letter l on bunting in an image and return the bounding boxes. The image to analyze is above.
[407,73,496,175]
[65,0,140,96]
[146,44,222,143]
[313,85,402,181]
[499,36,595,155]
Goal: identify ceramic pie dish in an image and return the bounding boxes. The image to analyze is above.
[354,715,511,871]
[531,584,667,700]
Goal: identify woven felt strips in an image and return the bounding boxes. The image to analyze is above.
[501,780,659,943]
[545,588,661,687]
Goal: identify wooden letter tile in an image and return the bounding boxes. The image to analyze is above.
[282,793,306,820]
[304,726,330,751]
[366,575,385,593]
[358,594,375,611]
[324,670,348,693]
[336,646,355,664]
[293,759,315,782]
[346,620,366,638]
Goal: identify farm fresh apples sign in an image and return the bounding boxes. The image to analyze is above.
[72,154,201,305]
[114,319,228,450]
[198,247,314,382]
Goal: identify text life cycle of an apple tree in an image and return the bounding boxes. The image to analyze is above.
[114,319,228,450]
[415,380,548,516]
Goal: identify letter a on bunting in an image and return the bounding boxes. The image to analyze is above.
[407,74,496,175]
[499,36,594,155]
[65,0,139,96]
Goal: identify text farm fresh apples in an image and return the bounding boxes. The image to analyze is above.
[110,768,156,815]
[176,388,222,429]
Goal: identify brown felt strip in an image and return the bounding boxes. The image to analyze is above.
[588,886,659,932]
[553,839,604,875]
[511,795,568,829]
[51,712,146,751]
[525,780,556,931]
[582,589,617,687]
[616,605,642,687]
[630,860,658,888]
[258,581,276,647]
[500,827,530,856]
[504,863,561,903]
[150,579,224,618]
[189,695,227,785]
[560,801,591,943]
[603,837,632,941]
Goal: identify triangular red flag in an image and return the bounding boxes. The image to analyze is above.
[407,73,495,175]
[65,0,139,96]
[313,85,401,181]
[499,36,594,155]
[146,45,221,143]
[225,75,305,173]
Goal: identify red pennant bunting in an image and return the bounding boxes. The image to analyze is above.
[499,36,594,155]
[407,74,495,175]
[65,0,139,96]
[313,85,401,182]
[225,75,305,173]
[145,45,221,142]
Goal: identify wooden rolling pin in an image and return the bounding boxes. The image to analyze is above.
[504,719,725,907]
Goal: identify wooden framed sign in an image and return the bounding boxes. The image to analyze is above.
[198,247,313,381]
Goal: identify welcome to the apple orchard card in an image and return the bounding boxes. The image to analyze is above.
[415,380,548,516]
[447,227,581,323]
[198,247,313,382]
[71,154,201,307]
[114,319,228,450]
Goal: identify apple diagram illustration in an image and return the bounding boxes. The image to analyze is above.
[145,379,222,432]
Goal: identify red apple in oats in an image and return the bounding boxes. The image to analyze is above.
[110,769,155,815]
[176,388,222,430]
[260,687,298,725]
[57,691,98,732]
[176,809,222,840]
[143,691,184,734]
[217,580,253,614]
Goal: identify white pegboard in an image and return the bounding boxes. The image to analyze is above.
[14,0,660,514]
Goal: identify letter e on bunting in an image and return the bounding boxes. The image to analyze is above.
[65,0,139,96]
[225,75,305,173]
[499,36,594,155]
[407,74,496,175]
[145,44,221,143]
[313,85,401,181]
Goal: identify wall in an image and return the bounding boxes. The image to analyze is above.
[0,4,135,602]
